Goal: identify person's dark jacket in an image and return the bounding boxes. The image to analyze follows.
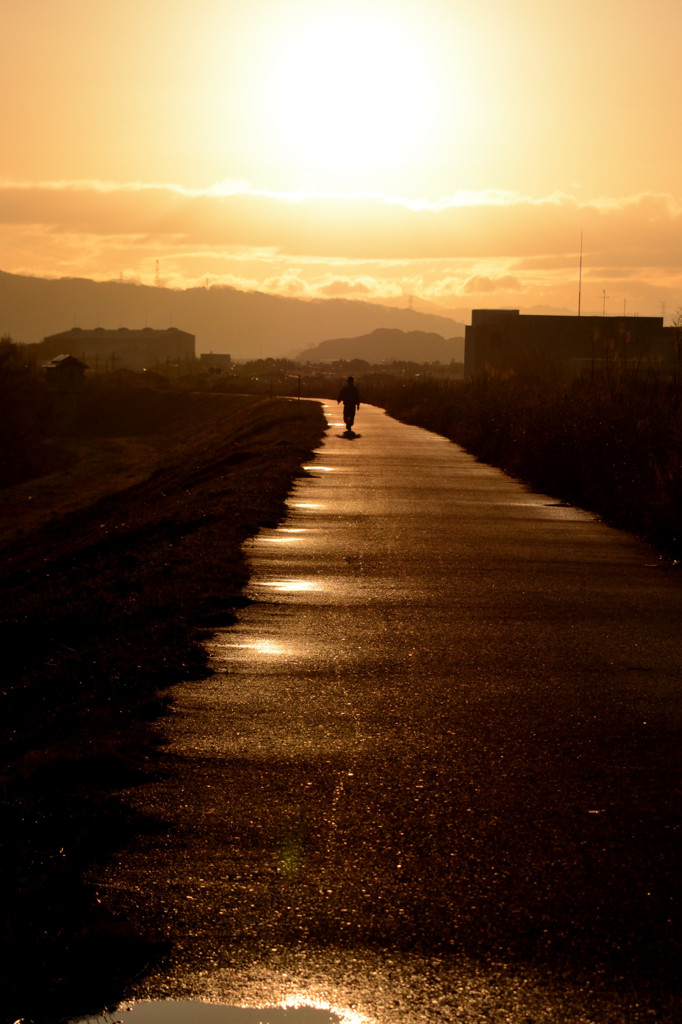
[337,383,360,409]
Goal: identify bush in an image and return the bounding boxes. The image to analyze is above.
[0,338,59,485]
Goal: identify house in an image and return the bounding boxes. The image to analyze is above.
[40,327,196,373]
[464,309,676,378]
[42,353,88,392]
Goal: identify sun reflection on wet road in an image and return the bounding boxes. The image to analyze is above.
[259,536,305,544]
[227,639,292,657]
[256,579,319,593]
[74,995,370,1024]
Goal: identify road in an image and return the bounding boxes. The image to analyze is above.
[101,401,682,1023]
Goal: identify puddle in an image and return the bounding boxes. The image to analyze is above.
[75,998,363,1024]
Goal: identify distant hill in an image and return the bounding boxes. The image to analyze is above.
[298,328,465,364]
[371,299,578,322]
[0,271,464,360]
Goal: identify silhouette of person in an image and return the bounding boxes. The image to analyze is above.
[337,375,360,432]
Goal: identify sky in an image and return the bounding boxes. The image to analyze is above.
[3,0,682,319]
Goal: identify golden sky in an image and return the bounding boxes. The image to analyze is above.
[3,0,682,317]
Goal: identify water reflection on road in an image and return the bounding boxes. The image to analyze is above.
[75,996,360,1024]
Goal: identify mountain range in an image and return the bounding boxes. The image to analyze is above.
[0,271,465,361]
[299,328,464,364]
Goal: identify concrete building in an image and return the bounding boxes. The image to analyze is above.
[464,310,677,378]
[40,327,196,374]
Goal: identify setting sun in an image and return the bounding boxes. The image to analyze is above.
[2,0,682,315]
[261,8,437,179]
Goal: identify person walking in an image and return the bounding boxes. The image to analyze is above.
[337,376,361,432]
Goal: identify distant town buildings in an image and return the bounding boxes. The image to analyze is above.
[464,310,678,378]
[39,327,196,373]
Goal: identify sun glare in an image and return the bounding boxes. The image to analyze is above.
[264,8,436,181]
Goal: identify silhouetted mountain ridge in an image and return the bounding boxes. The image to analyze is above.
[298,328,465,364]
[0,271,464,359]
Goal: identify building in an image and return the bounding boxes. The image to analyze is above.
[199,352,232,372]
[464,310,677,378]
[42,353,88,392]
[40,327,196,373]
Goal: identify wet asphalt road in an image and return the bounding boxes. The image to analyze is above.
[106,401,682,1023]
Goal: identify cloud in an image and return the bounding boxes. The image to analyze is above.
[260,269,311,297]
[1,178,681,262]
[1,179,682,316]
[461,274,523,295]
[319,278,372,297]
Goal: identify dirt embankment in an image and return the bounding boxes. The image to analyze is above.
[0,386,327,1024]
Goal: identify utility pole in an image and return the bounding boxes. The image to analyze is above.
[602,289,609,316]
